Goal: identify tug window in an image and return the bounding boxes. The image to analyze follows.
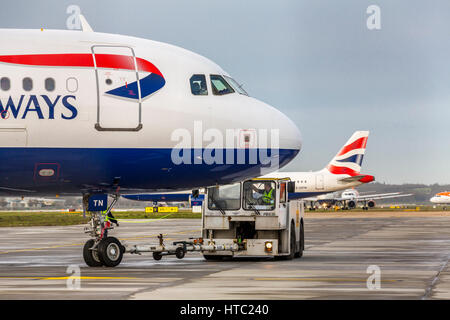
[210,74,234,95]
[190,74,208,95]
[207,183,241,211]
[45,78,55,91]
[0,77,10,91]
[243,181,276,211]
[23,77,33,91]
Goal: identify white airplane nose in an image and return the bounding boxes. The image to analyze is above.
[268,105,302,154]
[244,97,302,155]
[257,102,302,172]
[277,111,302,152]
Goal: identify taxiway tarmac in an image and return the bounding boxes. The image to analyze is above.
[2,213,450,299]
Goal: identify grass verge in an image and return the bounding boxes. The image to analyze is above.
[0,211,89,227]
[0,209,201,227]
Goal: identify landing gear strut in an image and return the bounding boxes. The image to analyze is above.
[82,194,124,267]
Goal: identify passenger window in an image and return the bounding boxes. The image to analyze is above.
[190,74,208,95]
[210,75,234,95]
[45,78,55,91]
[66,77,78,93]
[23,77,33,91]
[0,77,10,91]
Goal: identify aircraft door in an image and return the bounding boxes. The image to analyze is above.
[315,175,324,190]
[92,45,142,131]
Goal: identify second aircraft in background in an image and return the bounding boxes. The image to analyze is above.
[430,192,450,207]
[306,188,413,211]
[265,131,374,199]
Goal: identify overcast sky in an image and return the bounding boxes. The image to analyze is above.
[1,0,449,184]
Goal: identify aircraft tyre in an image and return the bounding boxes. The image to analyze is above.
[83,239,103,267]
[97,237,124,267]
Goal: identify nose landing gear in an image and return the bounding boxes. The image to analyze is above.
[82,194,125,267]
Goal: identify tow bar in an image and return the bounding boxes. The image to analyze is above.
[124,234,239,261]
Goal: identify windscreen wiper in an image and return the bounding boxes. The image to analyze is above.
[210,198,226,215]
[248,203,260,216]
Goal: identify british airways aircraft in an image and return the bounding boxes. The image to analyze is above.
[0,26,301,196]
[0,20,301,266]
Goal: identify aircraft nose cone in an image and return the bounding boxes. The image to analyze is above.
[262,103,301,151]
[237,97,301,171]
[277,112,302,152]
[265,104,302,170]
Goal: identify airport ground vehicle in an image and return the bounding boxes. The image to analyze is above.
[201,178,304,259]
[82,178,304,267]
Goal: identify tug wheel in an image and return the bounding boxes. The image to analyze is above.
[153,252,163,261]
[175,247,185,259]
[287,223,296,260]
[295,222,304,259]
[277,223,296,261]
[83,239,103,267]
[97,237,124,267]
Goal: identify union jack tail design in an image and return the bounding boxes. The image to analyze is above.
[327,131,369,176]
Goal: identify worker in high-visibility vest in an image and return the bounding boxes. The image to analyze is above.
[252,182,275,205]
[261,183,274,205]
[104,210,119,226]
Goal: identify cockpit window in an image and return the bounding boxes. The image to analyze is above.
[223,75,248,96]
[210,75,235,95]
[190,74,208,95]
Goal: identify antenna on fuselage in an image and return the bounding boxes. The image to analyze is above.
[79,14,93,32]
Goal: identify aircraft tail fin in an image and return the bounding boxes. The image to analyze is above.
[326,131,369,176]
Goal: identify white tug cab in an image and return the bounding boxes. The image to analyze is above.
[202,178,304,260]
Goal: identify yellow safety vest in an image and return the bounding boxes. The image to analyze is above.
[263,189,274,204]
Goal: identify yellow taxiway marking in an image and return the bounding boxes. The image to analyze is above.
[40,276,138,280]
[117,218,173,223]
[0,276,138,280]
[117,213,178,223]
[0,229,201,255]
[254,277,398,283]
[116,220,154,223]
